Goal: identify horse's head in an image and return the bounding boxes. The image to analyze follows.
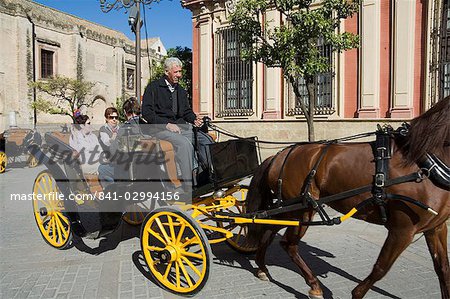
[396,96,450,166]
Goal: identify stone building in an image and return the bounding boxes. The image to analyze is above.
[184,0,447,145]
[0,0,165,131]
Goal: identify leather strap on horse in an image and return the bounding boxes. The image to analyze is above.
[371,127,393,223]
[299,143,333,210]
[275,145,297,202]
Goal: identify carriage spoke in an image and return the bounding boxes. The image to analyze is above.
[55,214,68,239]
[146,245,165,252]
[175,260,180,288]
[38,197,52,209]
[175,222,186,244]
[178,260,193,287]
[163,261,173,280]
[37,214,50,225]
[180,236,199,248]
[55,215,63,243]
[51,216,56,241]
[147,227,167,245]
[56,212,69,225]
[39,177,47,193]
[46,218,53,235]
[155,218,171,244]
[181,256,201,277]
[37,184,47,197]
[182,251,203,260]
[167,216,176,242]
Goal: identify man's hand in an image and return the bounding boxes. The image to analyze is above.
[166,123,181,133]
[193,116,203,127]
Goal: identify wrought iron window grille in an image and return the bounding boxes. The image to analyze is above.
[215,27,254,118]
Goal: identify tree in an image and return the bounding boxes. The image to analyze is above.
[30,76,100,123]
[230,0,360,141]
[148,47,193,99]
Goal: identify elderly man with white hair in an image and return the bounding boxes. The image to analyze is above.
[142,57,213,190]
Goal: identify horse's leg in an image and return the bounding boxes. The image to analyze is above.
[280,226,324,299]
[424,222,450,298]
[255,229,277,281]
[352,229,414,299]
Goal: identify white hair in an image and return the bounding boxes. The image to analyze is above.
[164,57,182,71]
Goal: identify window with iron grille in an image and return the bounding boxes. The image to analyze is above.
[40,49,54,79]
[126,68,135,90]
[440,0,450,98]
[286,39,335,116]
[215,27,254,117]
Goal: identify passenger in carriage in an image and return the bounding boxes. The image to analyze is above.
[109,97,144,153]
[98,107,120,151]
[142,57,214,188]
[97,107,120,183]
[70,114,114,188]
[121,97,142,134]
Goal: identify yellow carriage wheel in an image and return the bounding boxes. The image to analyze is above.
[218,187,258,254]
[123,202,149,226]
[32,170,72,249]
[28,155,39,168]
[140,207,211,295]
[0,151,6,173]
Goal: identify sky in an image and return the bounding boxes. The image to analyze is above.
[33,0,193,49]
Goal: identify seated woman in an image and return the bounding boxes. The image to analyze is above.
[70,114,113,188]
[99,107,120,151]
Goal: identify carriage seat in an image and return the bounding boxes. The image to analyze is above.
[132,137,181,188]
[48,131,181,189]
[6,128,32,146]
[46,131,104,195]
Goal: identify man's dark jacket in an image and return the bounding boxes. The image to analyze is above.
[142,77,196,125]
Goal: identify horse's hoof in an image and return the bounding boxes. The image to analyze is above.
[308,289,324,299]
[257,270,269,281]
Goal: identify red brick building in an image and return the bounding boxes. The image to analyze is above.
[184,0,447,146]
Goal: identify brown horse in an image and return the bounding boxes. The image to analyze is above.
[245,97,450,299]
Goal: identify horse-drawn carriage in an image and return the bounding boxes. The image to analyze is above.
[27,123,260,295]
[26,98,450,298]
[0,127,40,173]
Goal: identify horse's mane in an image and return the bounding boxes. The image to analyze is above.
[397,96,450,164]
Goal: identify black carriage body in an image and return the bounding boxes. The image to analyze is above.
[205,137,260,188]
[33,132,167,239]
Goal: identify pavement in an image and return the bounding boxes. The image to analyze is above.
[0,164,447,299]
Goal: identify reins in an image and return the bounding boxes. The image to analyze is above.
[207,122,377,145]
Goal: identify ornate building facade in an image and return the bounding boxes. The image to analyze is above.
[184,0,447,145]
[0,0,165,131]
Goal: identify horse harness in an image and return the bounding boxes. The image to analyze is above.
[250,124,442,226]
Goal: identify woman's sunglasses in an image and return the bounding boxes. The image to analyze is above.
[108,116,119,120]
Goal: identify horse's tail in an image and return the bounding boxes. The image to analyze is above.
[244,156,274,247]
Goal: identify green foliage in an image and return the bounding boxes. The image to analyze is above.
[230,0,360,140]
[231,0,359,79]
[30,76,98,123]
[148,59,165,84]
